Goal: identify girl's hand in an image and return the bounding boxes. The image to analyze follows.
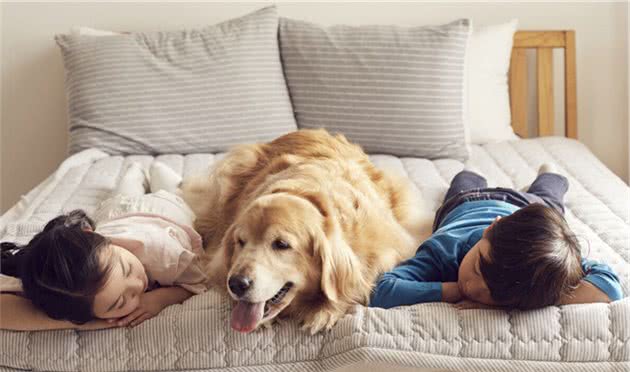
[115,290,168,327]
[112,286,193,328]
[77,318,122,331]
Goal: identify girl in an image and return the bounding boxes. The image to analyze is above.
[0,162,209,331]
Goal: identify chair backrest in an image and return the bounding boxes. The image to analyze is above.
[509,31,577,138]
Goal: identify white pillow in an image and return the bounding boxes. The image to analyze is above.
[69,26,118,36]
[467,19,519,144]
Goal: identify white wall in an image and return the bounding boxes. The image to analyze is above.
[1,1,628,212]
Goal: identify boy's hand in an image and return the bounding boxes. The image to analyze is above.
[115,290,169,328]
[454,299,500,310]
[442,282,463,303]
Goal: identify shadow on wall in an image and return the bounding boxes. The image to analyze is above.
[2,42,69,213]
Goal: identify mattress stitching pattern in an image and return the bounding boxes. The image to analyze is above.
[479,143,519,189]
[222,297,230,368]
[608,305,614,362]
[539,140,629,223]
[2,303,630,369]
[517,140,625,225]
[1,138,628,371]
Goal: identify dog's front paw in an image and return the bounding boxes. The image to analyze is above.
[301,307,344,335]
[260,316,287,330]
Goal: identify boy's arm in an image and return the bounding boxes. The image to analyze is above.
[559,259,623,305]
[559,280,613,305]
[0,293,117,331]
[370,278,451,309]
[370,243,449,309]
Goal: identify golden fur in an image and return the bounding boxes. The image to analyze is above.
[181,129,431,333]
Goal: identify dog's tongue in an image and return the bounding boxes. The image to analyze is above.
[231,301,265,333]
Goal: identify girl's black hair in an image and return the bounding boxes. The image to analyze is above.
[0,210,112,324]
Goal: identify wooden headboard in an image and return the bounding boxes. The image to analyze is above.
[509,31,577,139]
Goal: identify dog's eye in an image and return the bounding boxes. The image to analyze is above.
[237,238,246,247]
[272,239,291,250]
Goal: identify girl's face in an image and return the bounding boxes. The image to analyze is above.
[92,244,148,319]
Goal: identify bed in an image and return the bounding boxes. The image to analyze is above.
[0,16,628,372]
[1,137,628,372]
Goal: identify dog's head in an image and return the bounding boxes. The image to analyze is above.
[222,191,367,333]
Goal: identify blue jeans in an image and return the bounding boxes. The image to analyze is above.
[433,170,569,231]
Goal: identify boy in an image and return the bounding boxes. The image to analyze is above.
[370,165,623,309]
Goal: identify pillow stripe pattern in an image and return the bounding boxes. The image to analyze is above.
[56,6,297,155]
[279,18,471,160]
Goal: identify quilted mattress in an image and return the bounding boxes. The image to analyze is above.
[0,137,628,372]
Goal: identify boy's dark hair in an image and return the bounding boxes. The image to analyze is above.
[479,204,583,309]
[0,210,112,324]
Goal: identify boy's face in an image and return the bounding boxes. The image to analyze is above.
[457,219,500,306]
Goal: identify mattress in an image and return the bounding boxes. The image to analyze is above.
[1,137,628,372]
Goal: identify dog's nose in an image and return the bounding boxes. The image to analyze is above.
[228,275,252,297]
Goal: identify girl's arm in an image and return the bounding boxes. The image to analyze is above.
[0,293,117,331]
[148,286,193,308]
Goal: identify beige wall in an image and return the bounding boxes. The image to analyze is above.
[0,2,3,213]
[1,1,628,213]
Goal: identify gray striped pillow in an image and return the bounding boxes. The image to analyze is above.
[279,18,471,160]
[56,6,297,155]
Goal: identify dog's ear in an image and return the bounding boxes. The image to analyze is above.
[265,154,301,175]
[206,223,238,286]
[219,223,238,266]
[300,192,329,218]
[313,220,369,304]
[271,188,330,219]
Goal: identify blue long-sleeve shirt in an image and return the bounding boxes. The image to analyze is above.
[370,200,623,309]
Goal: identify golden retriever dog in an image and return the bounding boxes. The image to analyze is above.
[181,129,430,334]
